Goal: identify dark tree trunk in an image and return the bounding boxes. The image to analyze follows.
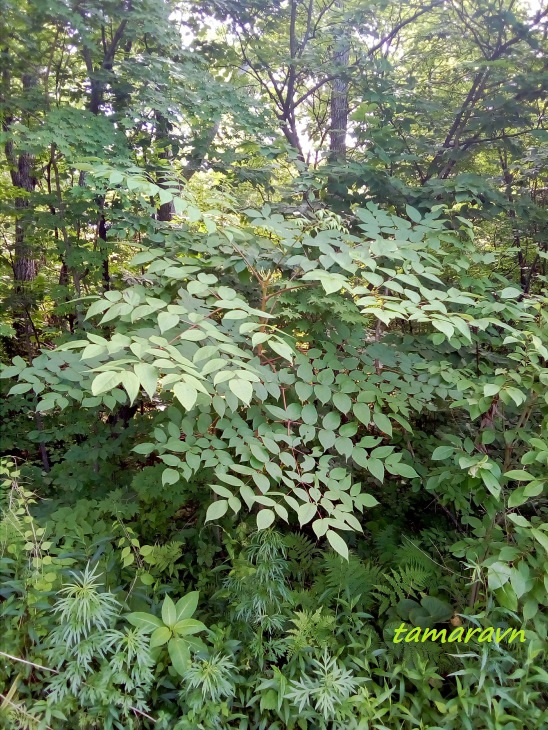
[12,147,38,284]
[499,151,528,292]
[98,215,110,291]
[78,10,132,284]
[330,74,349,161]
[2,65,39,350]
[329,4,350,163]
[156,112,175,221]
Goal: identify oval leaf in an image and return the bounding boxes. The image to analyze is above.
[162,595,177,627]
[173,381,198,411]
[91,371,122,396]
[150,625,171,648]
[134,363,158,400]
[256,508,275,530]
[173,618,207,636]
[205,499,228,522]
[126,612,163,633]
[158,311,179,334]
[175,591,200,621]
[229,378,253,405]
[168,637,190,676]
[120,372,140,405]
[372,412,392,436]
[325,529,349,560]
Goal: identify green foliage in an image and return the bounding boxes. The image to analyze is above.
[1,0,548,727]
[127,591,207,677]
[285,649,362,723]
[396,596,455,629]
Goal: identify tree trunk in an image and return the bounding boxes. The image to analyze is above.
[329,4,350,163]
[156,113,175,222]
[2,64,39,350]
[499,150,528,292]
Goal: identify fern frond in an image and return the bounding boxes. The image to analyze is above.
[284,533,318,582]
[284,608,336,657]
[392,538,440,574]
[371,524,402,564]
[145,541,183,574]
[372,566,431,614]
[315,552,380,607]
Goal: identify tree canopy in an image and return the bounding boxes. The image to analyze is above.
[0,0,547,728]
